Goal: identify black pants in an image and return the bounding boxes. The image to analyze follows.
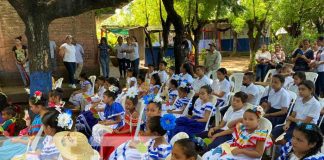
[316,72,324,96]
[118,58,126,77]
[63,62,76,84]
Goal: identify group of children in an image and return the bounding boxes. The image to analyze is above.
[0,59,323,160]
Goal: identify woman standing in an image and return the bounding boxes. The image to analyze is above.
[60,35,76,88]
[12,36,29,87]
[98,37,111,78]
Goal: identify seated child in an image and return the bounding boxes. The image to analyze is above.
[241,72,260,106]
[84,76,107,111]
[202,106,272,160]
[140,100,162,134]
[167,83,190,116]
[170,138,198,160]
[211,68,231,107]
[69,73,93,107]
[109,116,172,160]
[166,79,179,106]
[0,91,48,159]
[148,73,162,95]
[101,88,140,159]
[179,63,194,84]
[126,68,137,89]
[158,61,169,84]
[261,74,291,127]
[91,89,125,147]
[137,75,149,98]
[48,88,65,108]
[280,64,294,88]
[272,80,321,141]
[277,123,324,160]
[145,64,155,83]
[171,85,213,137]
[197,91,248,152]
[0,107,16,135]
[192,66,212,95]
[75,85,120,138]
[288,71,306,95]
[14,109,73,159]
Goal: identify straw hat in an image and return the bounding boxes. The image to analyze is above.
[53,131,99,160]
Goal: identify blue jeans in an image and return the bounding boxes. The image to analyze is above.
[16,61,30,86]
[316,72,324,96]
[256,63,269,81]
[63,62,76,84]
[100,55,110,78]
[131,58,139,77]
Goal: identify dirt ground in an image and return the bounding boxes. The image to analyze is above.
[220,56,250,73]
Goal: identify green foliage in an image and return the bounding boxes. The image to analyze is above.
[163,57,175,68]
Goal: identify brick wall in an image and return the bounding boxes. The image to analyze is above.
[0,0,99,86]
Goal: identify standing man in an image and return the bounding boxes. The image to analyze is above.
[204,42,222,78]
[49,40,57,74]
[115,36,127,78]
[73,38,85,80]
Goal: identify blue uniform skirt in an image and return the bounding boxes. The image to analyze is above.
[171,116,206,138]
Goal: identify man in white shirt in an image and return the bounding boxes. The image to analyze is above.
[158,61,169,84]
[241,72,259,105]
[193,66,212,95]
[115,36,127,78]
[73,39,85,80]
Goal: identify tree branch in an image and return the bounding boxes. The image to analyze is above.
[47,0,129,21]
[8,0,30,21]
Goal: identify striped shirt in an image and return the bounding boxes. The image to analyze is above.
[40,136,60,159]
[174,97,190,110]
[192,98,213,118]
[28,114,42,136]
[168,89,178,104]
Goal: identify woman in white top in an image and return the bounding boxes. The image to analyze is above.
[60,35,77,88]
[255,44,271,82]
[211,68,231,107]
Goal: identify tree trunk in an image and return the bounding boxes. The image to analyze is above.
[144,27,155,66]
[162,0,185,74]
[314,18,324,34]
[25,16,52,95]
[231,30,238,57]
[192,28,202,65]
[247,20,262,70]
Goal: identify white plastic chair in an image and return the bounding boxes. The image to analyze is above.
[205,95,218,131]
[53,77,64,89]
[134,100,145,140]
[256,85,266,105]
[182,90,196,117]
[259,117,273,134]
[88,75,96,95]
[229,73,244,93]
[317,98,324,127]
[305,72,318,83]
[263,69,276,83]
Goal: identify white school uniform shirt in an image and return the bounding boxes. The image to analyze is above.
[288,84,299,96]
[283,76,294,89]
[293,96,321,124]
[179,73,194,84]
[241,83,259,105]
[262,88,291,110]
[192,75,212,93]
[255,51,271,61]
[211,78,231,101]
[115,43,127,59]
[60,43,76,62]
[97,85,107,99]
[192,98,214,118]
[221,108,245,130]
[158,70,169,84]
